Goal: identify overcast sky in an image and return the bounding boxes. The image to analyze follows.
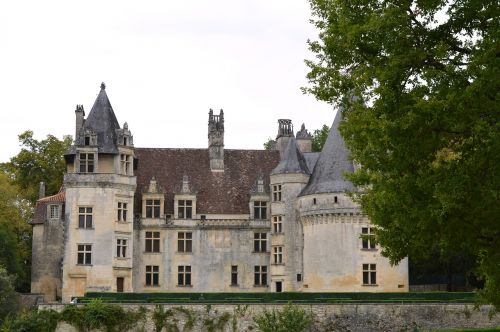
[0,0,335,162]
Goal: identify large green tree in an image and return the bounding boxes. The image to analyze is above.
[3,131,72,204]
[305,0,499,306]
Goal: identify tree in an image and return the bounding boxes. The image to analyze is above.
[0,172,32,292]
[2,131,72,204]
[311,125,329,152]
[305,0,499,306]
[263,138,276,150]
[0,266,21,324]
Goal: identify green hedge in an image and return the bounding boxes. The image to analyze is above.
[81,292,477,304]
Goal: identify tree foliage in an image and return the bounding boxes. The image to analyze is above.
[311,124,329,152]
[305,0,499,306]
[0,172,32,292]
[2,131,72,204]
[0,266,20,325]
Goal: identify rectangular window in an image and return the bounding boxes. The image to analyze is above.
[177,232,193,253]
[272,185,282,202]
[272,216,283,233]
[254,201,267,220]
[178,265,191,286]
[145,231,160,253]
[78,207,93,228]
[253,233,267,252]
[116,238,127,258]
[361,227,376,249]
[120,154,131,175]
[297,274,302,282]
[49,205,60,219]
[273,246,283,264]
[178,200,193,219]
[145,265,159,286]
[77,244,92,265]
[254,266,267,286]
[231,265,238,286]
[362,264,377,285]
[117,202,127,222]
[79,153,94,173]
[145,199,161,218]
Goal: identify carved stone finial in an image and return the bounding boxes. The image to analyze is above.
[123,122,128,130]
[100,82,106,90]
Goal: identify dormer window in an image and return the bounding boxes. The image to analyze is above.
[49,205,60,219]
[84,136,90,146]
[254,201,267,220]
[123,137,128,146]
[120,154,132,175]
[79,153,95,173]
[178,200,193,219]
[146,200,161,218]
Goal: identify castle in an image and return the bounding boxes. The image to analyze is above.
[31,83,408,302]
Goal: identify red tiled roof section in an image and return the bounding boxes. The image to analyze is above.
[32,191,65,224]
[134,148,280,215]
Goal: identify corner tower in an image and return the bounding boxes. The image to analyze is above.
[298,109,408,292]
[62,83,137,302]
[208,109,224,172]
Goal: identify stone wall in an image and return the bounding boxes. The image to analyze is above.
[39,303,500,332]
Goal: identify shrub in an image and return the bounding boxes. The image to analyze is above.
[253,303,313,332]
[0,309,60,332]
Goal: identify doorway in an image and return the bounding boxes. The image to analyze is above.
[275,281,282,293]
[117,277,124,292]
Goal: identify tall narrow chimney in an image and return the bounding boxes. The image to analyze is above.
[276,119,294,158]
[39,181,45,199]
[75,105,85,143]
[208,109,224,172]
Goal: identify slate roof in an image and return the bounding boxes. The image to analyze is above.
[32,191,66,224]
[300,109,355,196]
[271,137,310,175]
[83,83,121,154]
[134,148,280,215]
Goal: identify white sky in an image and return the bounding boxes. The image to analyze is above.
[0,0,334,163]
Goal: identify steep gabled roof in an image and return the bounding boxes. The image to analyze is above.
[271,137,310,175]
[83,83,121,153]
[134,148,280,215]
[300,109,355,196]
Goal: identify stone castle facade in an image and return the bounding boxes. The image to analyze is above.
[31,83,408,302]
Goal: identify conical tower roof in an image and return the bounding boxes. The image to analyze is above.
[271,137,310,175]
[84,82,121,153]
[300,109,355,196]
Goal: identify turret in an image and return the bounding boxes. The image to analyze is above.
[208,109,224,172]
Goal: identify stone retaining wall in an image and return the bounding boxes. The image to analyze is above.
[39,303,500,332]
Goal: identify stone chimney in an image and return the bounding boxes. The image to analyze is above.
[75,104,85,143]
[38,181,45,199]
[276,119,294,158]
[296,123,312,153]
[208,109,224,172]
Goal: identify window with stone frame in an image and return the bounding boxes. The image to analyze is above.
[361,227,376,249]
[120,154,132,175]
[78,207,93,228]
[77,244,92,265]
[272,216,283,233]
[178,265,191,286]
[177,232,192,253]
[145,199,161,218]
[145,265,159,286]
[362,264,377,285]
[116,238,127,258]
[254,266,267,286]
[79,153,94,173]
[273,246,283,264]
[178,200,193,219]
[253,232,267,252]
[145,231,160,253]
[117,202,127,222]
[272,185,282,202]
[253,201,267,220]
[49,204,60,219]
[231,265,238,286]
